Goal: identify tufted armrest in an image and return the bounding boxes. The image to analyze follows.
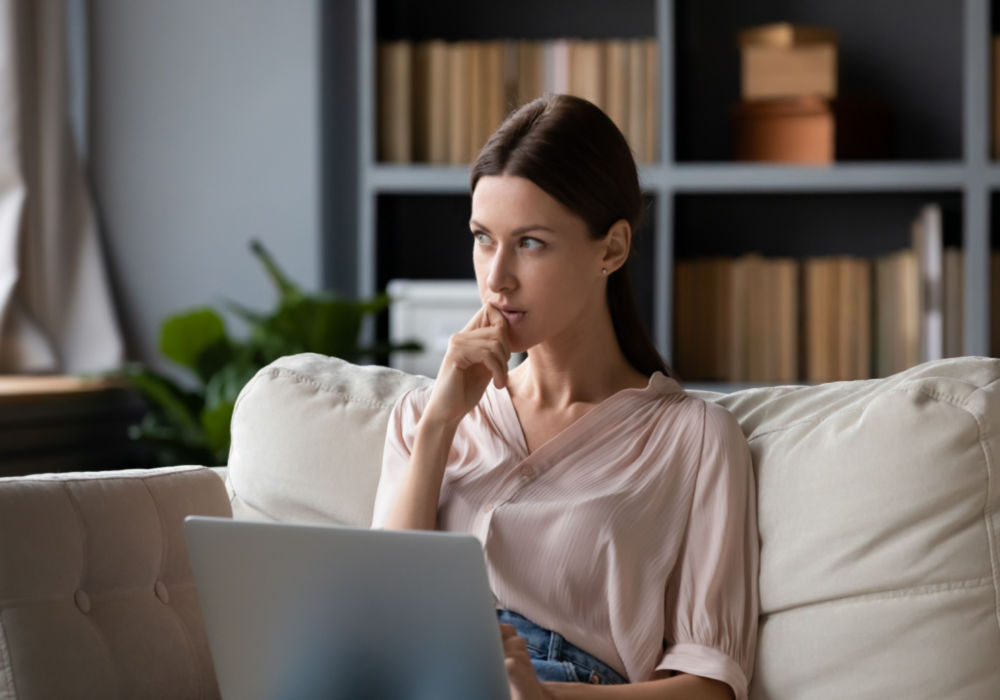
[0,466,231,700]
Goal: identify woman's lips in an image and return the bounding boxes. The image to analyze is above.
[499,309,525,325]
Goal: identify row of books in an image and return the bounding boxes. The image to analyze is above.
[673,249,975,384]
[671,205,992,383]
[377,39,660,166]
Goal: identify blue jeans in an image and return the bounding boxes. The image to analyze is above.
[496,608,628,685]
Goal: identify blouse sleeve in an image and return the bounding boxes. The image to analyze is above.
[655,402,760,700]
[369,387,425,530]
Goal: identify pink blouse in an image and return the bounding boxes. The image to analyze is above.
[371,372,759,699]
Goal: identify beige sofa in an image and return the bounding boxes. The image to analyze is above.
[1,353,998,699]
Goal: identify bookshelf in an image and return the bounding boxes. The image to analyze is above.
[330,0,998,390]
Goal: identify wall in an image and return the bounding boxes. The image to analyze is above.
[87,0,321,381]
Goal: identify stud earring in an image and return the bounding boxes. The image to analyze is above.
[601,268,607,275]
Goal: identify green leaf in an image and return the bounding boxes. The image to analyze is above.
[201,361,260,455]
[359,292,391,315]
[160,309,229,377]
[200,401,235,457]
[250,239,301,300]
[120,365,204,435]
[225,299,268,327]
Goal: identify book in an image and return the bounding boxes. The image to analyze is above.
[804,256,836,382]
[502,40,519,115]
[744,254,768,381]
[516,41,544,108]
[482,42,506,149]
[644,39,658,162]
[425,40,450,164]
[775,257,800,382]
[568,40,605,109]
[897,248,921,371]
[943,247,964,358]
[467,42,485,163]
[448,42,473,164]
[605,40,630,135]
[377,41,412,162]
[727,256,748,381]
[545,39,570,95]
[627,40,646,162]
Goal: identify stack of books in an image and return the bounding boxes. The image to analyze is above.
[672,204,974,384]
[377,38,659,165]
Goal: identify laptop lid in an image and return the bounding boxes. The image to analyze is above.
[183,516,511,700]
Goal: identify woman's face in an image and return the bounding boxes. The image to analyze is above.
[470,175,608,354]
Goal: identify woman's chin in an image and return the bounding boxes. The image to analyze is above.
[508,336,531,355]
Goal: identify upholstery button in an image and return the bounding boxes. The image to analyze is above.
[154,581,170,605]
[74,589,91,614]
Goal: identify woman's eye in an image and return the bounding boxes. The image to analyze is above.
[472,232,491,245]
[520,237,543,250]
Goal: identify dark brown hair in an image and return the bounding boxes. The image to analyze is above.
[470,93,679,380]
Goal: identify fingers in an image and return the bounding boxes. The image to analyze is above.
[461,304,489,332]
[500,624,529,655]
[448,325,510,389]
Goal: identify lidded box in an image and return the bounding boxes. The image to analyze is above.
[738,22,838,100]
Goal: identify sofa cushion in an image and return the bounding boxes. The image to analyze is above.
[226,353,431,526]
[0,465,229,700]
[684,355,1000,699]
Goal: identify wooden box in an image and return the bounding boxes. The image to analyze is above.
[733,95,891,164]
[739,23,838,100]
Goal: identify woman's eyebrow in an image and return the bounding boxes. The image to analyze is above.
[469,219,556,236]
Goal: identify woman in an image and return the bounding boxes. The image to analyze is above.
[371,94,759,700]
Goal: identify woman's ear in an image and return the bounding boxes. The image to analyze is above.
[601,219,632,274]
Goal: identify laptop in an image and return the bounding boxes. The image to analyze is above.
[183,516,511,700]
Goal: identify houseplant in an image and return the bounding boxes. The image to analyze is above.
[118,239,419,466]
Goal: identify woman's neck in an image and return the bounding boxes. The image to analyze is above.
[507,307,649,409]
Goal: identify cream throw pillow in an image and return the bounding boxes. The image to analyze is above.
[686,355,1000,699]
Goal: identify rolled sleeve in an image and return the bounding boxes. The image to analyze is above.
[369,387,424,529]
[656,403,760,700]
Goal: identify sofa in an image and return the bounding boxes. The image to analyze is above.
[1,353,998,699]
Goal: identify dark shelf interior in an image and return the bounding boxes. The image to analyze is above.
[674,0,963,162]
[376,0,655,41]
[674,191,964,260]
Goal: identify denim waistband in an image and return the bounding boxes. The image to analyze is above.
[496,608,628,685]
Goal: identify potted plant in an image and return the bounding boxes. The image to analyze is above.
[117,240,419,466]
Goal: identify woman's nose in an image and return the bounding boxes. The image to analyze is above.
[486,247,515,292]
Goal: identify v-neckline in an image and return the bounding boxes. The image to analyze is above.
[489,372,666,463]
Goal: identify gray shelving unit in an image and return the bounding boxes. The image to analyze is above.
[345,0,996,387]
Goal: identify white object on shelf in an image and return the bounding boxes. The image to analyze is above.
[388,279,525,378]
[911,203,943,362]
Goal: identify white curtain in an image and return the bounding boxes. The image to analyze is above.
[0,0,123,373]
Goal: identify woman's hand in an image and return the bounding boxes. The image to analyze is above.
[500,623,553,700]
[423,304,511,427]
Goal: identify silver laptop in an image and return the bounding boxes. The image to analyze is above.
[183,516,511,700]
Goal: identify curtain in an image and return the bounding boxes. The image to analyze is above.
[0,0,123,373]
